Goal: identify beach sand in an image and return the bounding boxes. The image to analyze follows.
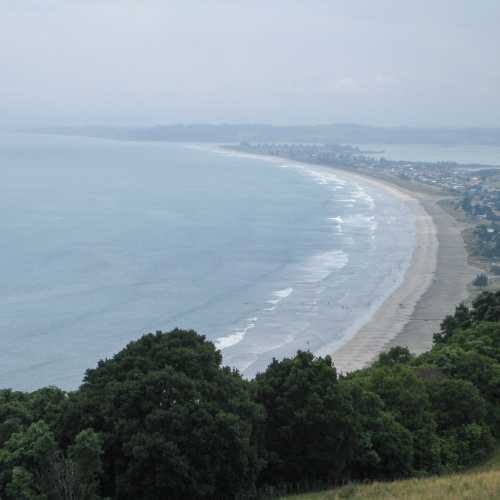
[218,147,477,372]
[386,193,477,351]
[291,164,477,372]
[331,180,476,372]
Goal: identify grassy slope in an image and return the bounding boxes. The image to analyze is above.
[284,449,500,500]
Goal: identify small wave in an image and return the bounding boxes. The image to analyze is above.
[300,250,349,283]
[328,216,344,224]
[265,287,294,311]
[273,287,294,300]
[352,186,375,210]
[344,214,378,233]
[274,162,346,189]
[328,216,345,234]
[214,317,258,350]
[303,168,347,188]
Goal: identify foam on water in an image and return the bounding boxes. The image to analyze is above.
[213,248,349,352]
[299,250,349,284]
[265,287,294,311]
[216,286,295,348]
[328,216,344,223]
[214,317,258,349]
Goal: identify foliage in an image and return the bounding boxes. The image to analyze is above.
[72,329,263,499]
[341,380,414,481]
[471,223,500,260]
[0,299,499,498]
[254,351,355,486]
[473,273,488,287]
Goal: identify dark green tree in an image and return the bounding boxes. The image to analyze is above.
[0,420,57,499]
[374,346,413,367]
[363,365,441,473]
[255,351,356,487]
[73,329,263,500]
[341,380,414,480]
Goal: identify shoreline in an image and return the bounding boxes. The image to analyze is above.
[218,146,477,372]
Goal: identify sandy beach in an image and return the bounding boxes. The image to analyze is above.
[220,147,477,372]
[292,163,477,373]
[330,177,476,372]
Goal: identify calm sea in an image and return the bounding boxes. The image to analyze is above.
[0,134,414,390]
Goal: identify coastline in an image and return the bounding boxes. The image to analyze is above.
[217,146,477,372]
[330,185,476,372]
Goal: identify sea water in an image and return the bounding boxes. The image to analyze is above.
[0,134,414,389]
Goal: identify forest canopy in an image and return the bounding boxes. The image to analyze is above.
[1,292,500,499]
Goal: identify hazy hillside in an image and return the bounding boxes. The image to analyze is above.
[31,123,500,146]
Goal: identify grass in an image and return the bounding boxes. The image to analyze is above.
[282,448,500,500]
[283,471,500,499]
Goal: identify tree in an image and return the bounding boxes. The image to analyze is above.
[364,366,441,473]
[68,430,103,485]
[426,378,486,431]
[433,303,471,344]
[473,273,488,287]
[375,346,413,367]
[342,380,414,480]
[27,387,69,440]
[72,329,263,499]
[0,421,57,499]
[472,291,500,322]
[0,390,32,448]
[255,351,357,487]
[5,466,43,500]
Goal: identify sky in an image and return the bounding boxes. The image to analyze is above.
[1,0,499,128]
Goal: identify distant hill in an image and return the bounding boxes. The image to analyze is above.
[29,123,500,146]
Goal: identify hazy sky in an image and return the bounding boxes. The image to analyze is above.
[1,0,499,128]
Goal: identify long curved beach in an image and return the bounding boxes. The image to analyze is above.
[222,148,477,372]
[322,169,476,372]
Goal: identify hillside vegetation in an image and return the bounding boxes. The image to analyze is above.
[0,291,500,498]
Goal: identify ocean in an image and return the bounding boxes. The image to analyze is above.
[0,133,415,390]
